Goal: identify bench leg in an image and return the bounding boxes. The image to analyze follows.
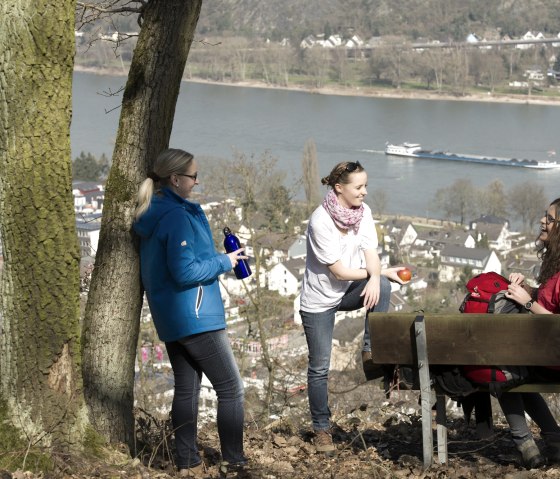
[414,316,433,469]
[435,393,448,464]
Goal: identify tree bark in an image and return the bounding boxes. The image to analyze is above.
[81,0,203,448]
[302,138,320,210]
[0,0,86,448]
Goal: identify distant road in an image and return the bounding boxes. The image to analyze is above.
[410,38,560,50]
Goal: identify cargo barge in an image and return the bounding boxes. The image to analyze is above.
[385,142,560,169]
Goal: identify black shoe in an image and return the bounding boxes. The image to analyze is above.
[362,351,385,381]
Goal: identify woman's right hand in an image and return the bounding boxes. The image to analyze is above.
[227,248,248,269]
[382,267,408,284]
[506,282,531,306]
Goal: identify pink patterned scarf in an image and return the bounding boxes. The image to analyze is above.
[322,188,364,233]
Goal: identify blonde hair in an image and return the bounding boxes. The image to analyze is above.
[134,149,194,220]
[321,161,364,188]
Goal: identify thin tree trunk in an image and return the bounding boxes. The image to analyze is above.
[81,0,203,448]
[0,0,86,448]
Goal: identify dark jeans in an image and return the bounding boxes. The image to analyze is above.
[166,329,246,468]
[498,392,560,447]
[300,276,391,430]
[339,276,391,353]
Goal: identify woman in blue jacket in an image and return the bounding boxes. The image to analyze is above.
[134,149,248,477]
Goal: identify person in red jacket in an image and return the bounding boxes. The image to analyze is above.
[500,197,560,468]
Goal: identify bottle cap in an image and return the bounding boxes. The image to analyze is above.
[223,227,231,235]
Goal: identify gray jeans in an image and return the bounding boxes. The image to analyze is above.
[498,392,560,447]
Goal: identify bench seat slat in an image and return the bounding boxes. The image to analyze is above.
[370,313,560,366]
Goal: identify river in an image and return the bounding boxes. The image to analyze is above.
[71,71,560,220]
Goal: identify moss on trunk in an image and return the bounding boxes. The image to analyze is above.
[0,0,87,450]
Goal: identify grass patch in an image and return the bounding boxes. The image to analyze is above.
[83,426,108,459]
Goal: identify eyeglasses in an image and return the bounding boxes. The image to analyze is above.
[345,161,362,172]
[176,172,198,181]
[544,212,556,224]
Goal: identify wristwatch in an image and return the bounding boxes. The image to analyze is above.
[524,300,533,311]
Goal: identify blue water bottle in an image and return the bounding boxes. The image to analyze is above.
[223,227,252,279]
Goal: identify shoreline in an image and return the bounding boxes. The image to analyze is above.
[74,64,560,106]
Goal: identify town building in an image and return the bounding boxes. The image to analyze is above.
[439,245,501,283]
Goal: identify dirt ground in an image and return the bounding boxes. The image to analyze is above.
[27,408,560,478]
[5,375,560,479]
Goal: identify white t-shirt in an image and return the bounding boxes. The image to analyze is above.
[300,202,378,312]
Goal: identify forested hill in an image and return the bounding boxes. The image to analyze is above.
[195,0,560,42]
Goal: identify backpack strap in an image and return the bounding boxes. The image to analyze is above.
[487,293,498,314]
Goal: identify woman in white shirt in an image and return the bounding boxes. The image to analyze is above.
[300,161,406,454]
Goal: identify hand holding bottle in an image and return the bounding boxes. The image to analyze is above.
[227,248,248,269]
[223,227,252,279]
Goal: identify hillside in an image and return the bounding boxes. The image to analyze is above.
[97,1,560,44]
[195,0,560,42]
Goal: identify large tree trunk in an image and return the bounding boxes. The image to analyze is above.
[0,0,86,448]
[82,0,203,447]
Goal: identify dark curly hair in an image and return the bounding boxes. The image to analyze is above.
[537,197,560,285]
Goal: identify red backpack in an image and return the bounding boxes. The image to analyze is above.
[462,365,528,396]
[459,272,521,314]
[460,272,528,395]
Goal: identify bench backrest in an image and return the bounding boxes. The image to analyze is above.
[369,313,560,366]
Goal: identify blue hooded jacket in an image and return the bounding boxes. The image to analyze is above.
[133,187,232,342]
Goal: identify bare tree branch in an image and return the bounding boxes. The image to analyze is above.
[76,1,146,29]
[77,1,145,16]
[98,86,125,98]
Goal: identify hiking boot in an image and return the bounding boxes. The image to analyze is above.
[178,462,206,478]
[518,439,546,469]
[314,429,336,455]
[362,351,384,381]
[219,461,251,478]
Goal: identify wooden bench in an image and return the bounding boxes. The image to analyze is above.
[368,312,560,468]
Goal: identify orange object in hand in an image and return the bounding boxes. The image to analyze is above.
[397,268,412,282]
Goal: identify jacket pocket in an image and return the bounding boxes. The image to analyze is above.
[195,285,204,318]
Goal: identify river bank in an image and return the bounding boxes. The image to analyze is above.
[74,64,560,107]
